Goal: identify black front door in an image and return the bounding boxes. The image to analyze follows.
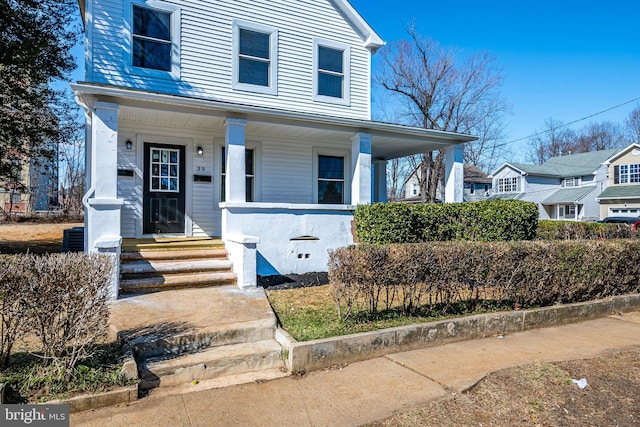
[143,143,186,234]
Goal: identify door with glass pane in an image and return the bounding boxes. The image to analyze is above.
[143,143,185,234]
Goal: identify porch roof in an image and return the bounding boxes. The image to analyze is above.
[542,186,596,204]
[72,82,476,160]
[597,185,640,200]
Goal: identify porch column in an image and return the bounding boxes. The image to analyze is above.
[351,132,372,205]
[224,118,247,203]
[444,143,464,203]
[373,158,387,203]
[85,101,123,299]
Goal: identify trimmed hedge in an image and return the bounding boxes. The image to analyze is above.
[328,240,640,320]
[537,220,634,240]
[354,200,539,243]
[0,253,112,370]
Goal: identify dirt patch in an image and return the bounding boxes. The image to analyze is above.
[372,347,640,426]
[0,222,83,254]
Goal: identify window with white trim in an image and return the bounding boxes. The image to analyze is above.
[221,147,255,202]
[132,5,172,71]
[313,39,350,104]
[233,21,277,94]
[317,155,345,204]
[563,177,579,187]
[495,176,519,193]
[127,1,180,77]
[614,163,640,184]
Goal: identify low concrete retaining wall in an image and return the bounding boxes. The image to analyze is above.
[277,294,640,373]
[46,385,139,413]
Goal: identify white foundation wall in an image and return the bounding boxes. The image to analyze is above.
[222,204,355,275]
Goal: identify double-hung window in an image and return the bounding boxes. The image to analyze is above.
[133,5,171,71]
[317,155,345,204]
[233,21,278,94]
[314,40,350,104]
[221,147,255,202]
[128,1,179,76]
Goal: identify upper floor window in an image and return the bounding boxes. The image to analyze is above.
[313,39,350,105]
[615,163,640,184]
[233,21,278,95]
[495,176,519,193]
[133,5,172,71]
[563,177,579,187]
[127,0,180,77]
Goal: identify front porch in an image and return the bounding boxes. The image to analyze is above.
[74,83,475,295]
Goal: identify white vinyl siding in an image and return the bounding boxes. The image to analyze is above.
[86,0,372,119]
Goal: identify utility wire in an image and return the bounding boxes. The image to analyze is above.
[505,96,640,146]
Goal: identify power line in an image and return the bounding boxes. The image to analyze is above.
[505,96,640,146]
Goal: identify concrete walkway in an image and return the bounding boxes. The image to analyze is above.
[71,312,640,427]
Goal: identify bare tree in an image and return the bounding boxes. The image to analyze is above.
[626,105,640,143]
[387,158,414,201]
[528,118,578,164]
[529,118,629,164]
[377,25,508,201]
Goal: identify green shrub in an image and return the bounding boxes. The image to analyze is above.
[0,253,112,370]
[354,200,539,244]
[537,220,633,240]
[329,240,640,321]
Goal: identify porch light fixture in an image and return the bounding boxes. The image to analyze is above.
[125,140,132,150]
[196,146,204,156]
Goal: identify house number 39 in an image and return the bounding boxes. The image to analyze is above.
[196,166,206,172]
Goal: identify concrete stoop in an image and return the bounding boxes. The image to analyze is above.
[119,245,237,293]
[134,322,286,396]
[110,286,288,398]
[140,339,285,389]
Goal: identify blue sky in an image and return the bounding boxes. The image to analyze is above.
[350,0,640,161]
[68,1,639,163]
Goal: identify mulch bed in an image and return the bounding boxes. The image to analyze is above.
[258,272,329,290]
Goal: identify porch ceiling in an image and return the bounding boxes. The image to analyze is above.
[76,83,476,160]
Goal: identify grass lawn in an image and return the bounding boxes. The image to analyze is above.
[0,342,137,404]
[266,284,512,341]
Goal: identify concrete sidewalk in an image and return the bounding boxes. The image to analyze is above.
[71,312,640,427]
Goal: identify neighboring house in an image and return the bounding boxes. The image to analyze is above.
[0,150,58,214]
[597,143,640,218]
[462,165,492,202]
[490,149,618,221]
[402,164,492,202]
[72,0,474,293]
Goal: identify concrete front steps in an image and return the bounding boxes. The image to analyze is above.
[119,239,236,294]
[110,286,288,398]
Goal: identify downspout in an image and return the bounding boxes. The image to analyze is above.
[74,92,95,252]
[75,92,95,212]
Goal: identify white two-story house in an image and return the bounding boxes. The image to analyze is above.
[490,149,618,221]
[73,0,474,295]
